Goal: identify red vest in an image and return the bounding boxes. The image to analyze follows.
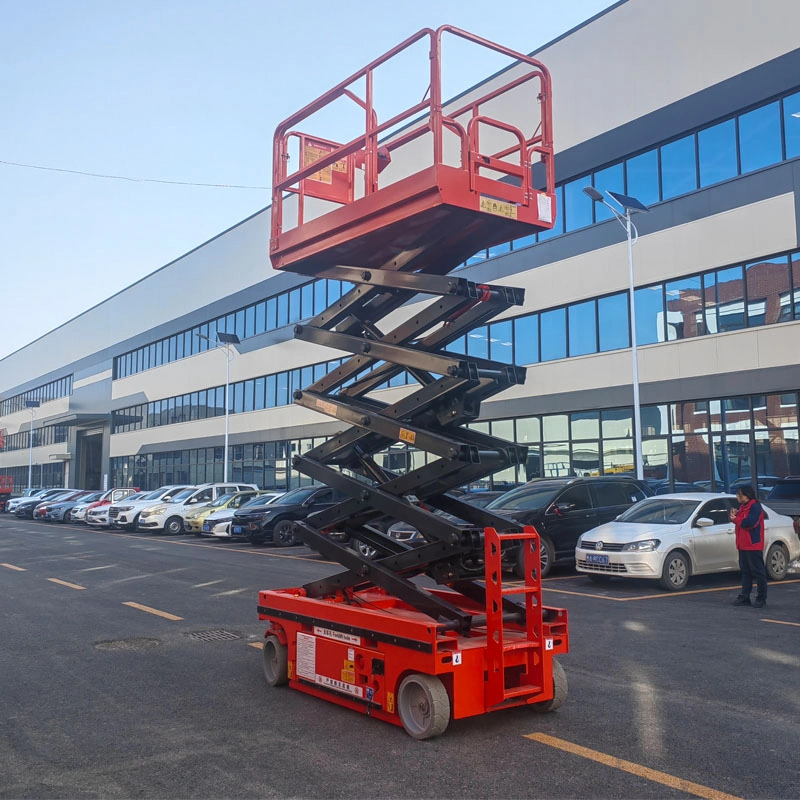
[734,499,764,551]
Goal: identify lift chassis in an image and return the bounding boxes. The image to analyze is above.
[258,26,569,738]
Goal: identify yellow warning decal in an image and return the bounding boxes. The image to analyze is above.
[341,669,356,684]
[315,398,338,416]
[480,196,518,219]
[304,144,347,184]
[288,661,294,679]
[399,428,416,444]
[386,692,395,713]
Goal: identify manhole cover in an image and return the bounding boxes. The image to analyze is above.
[94,638,161,652]
[184,629,242,642]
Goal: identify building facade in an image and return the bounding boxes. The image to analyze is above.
[2,0,799,496]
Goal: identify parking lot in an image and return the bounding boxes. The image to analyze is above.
[1,514,799,799]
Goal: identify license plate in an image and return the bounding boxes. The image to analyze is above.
[203,523,211,531]
[232,526,242,534]
[586,553,609,565]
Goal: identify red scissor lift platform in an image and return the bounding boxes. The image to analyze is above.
[258,26,569,738]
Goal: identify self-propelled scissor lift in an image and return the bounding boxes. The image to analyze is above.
[257,26,569,739]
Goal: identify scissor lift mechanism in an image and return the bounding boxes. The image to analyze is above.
[258,26,569,739]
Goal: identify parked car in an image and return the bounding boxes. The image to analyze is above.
[15,490,76,519]
[207,493,284,539]
[109,485,193,531]
[5,488,48,514]
[575,493,800,591]
[484,477,653,577]
[82,488,143,527]
[764,477,800,534]
[137,483,258,535]
[38,491,102,522]
[231,486,347,546]
[184,489,270,536]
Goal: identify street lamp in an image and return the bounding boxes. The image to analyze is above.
[583,186,649,480]
[196,331,241,482]
[25,400,40,490]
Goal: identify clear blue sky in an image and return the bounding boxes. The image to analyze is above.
[1,0,617,361]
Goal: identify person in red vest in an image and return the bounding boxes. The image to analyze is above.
[729,484,767,608]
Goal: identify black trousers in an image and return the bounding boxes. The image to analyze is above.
[739,549,768,600]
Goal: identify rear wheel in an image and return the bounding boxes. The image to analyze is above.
[165,516,184,536]
[262,635,289,687]
[351,538,377,559]
[531,658,568,713]
[659,550,689,591]
[397,673,450,740]
[765,542,789,581]
[515,535,555,579]
[273,519,297,547]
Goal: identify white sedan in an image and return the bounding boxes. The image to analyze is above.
[575,493,800,591]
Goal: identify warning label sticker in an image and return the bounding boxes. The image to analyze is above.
[480,196,518,219]
[296,632,316,680]
[399,428,416,445]
[304,144,347,184]
[313,626,361,645]
[317,674,364,698]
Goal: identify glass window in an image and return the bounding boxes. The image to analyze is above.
[265,374,277,408]
[745,256,790,327]
[568,300,597,356]
[235,309,246,339]
[231,382,242,414]
[660,134,697,199]
[277,294,289,327]
[488,320,513,363]
[253,377,265,410]
[467,326,489,359]
[698,120,737,187]
[301,283,314,318]
[245,305,255,338]
[665,275,703,340]
[598,292,629,351]
[592,163,624,222]
[782,91,800,160]
[739,102,782,173]
[314,281,327,315]
[602,408,633,438]
[714,266,746,333]
[197,390,207,420]
[513,233,537,251]
[327,280,342,305]
[634,285,665,344]
[571,411,599,440]
[563,178,593,232]
[542,414,569,442]
[244,379,255,412]
[791,252,800,321]
[514,315,539,364]
[537,186,564,241]
[255,301,267,334]
[466,248,489,266]
[625,148,659,207]
[189,391,199,421]
[543,442,571,477]
[641,404,670,436]
[540,308,566,361]
[488,241,511,259]
[276,372,289,406]
[602,438,634,475]
[289,289,301,323]
[266,297,278,330]
[572,440,600,478]
[516,416,540,445]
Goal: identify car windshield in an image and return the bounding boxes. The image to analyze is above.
[241,494,278,509]
[617,498,700,525]
[168,488,196,503]
[486,484,562,511]
[211,493,236,508]
[138,489,164,501]
[767,482,800,500]
[272,487,319,506]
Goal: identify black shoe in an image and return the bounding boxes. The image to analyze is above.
[733,596,751,606]
[753,598,766,608]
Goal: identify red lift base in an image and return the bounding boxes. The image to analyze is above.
[257,528,568,739]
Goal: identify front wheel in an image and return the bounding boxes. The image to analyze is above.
[765,542,789,581]
[262,635,289,687]
[531,658,568,713]
[515,535,555,579]
[659,550,689,591]
[164,516,184,536]
[273,519,297,547]
[397,673,450,740]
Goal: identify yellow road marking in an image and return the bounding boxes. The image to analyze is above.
[525,733,743,800]
[122,601,183,621]
[47,578,85,590]
[762,618,800,628]
[1,563,26,571]
[249,642,264,649]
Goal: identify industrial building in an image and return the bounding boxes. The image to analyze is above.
[2,0,799,496]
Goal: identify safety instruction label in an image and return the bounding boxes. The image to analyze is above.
[313,626,361,645]
[480,196,518,219]
[304,144,347,184]
[399,427,416,444]
[537,193,553,223]
[296,632,317,680]
[315,399,338,417]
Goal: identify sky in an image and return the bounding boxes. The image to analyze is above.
[1,0,618,361]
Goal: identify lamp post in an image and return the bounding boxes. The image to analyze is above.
[25,399,40,490]
[196,331,241,482]
[582,187,649,480]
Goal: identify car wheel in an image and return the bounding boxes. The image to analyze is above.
[165,516,184,536]
[131,513,140,531]
[515,535,555,579]
[262,635,289,687]
[351,538,377,559]
[397,673,450,740]
[273,519,297,547]
[659,550,690,591]
[531,658,568,713]
[765,542,789,581]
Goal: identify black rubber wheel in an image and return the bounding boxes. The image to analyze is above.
[515,535,555,579]
[273,519,297,547]
[165,515,184,536]
[765,542,789,581]
[131,513,141,531]
[531,658,568,713]
[262,635,289,687]
[659,550,689,591]
[397,673,450,740]
[351,538,377,559]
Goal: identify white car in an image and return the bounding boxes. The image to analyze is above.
[202,493,283,538]
[575,493,800,591]
[109,485,193,531]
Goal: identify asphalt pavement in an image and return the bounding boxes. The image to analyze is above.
[1,515,799,799]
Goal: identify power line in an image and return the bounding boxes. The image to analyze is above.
[0,158,270,190]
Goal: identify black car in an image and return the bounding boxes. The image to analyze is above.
[486,477,652,576]
[764,477,800,534]
[231,486,346,546]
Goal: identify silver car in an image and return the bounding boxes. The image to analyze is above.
[575,493,800,591]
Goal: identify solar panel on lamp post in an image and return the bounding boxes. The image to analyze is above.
[25,400,40,490]
[196,332,241,482]
[582,187,649,480]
